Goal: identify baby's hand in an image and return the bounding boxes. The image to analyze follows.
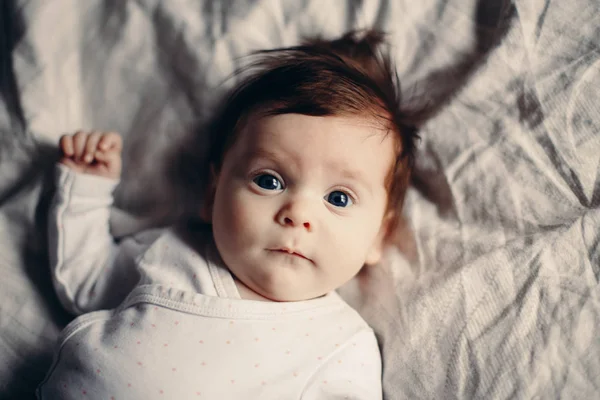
[59,131,123,180]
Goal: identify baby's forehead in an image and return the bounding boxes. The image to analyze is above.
[240,112,393,142]
[233,113,397,176]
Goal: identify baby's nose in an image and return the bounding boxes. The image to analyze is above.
[277,199,313,232]
[282,216,311,231]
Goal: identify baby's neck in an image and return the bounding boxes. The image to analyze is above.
[232,275,274,302]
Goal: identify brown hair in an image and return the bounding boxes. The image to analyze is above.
[175,29,420,240]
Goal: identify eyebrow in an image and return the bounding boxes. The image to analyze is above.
[245,149,291,166]
[331,165,373,195]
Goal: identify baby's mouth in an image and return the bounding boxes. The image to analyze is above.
[270,248,311,262]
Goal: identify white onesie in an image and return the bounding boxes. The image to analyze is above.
[37,165,383,399]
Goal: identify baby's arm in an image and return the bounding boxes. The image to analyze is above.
[301,330,383,400]
[49,131,144,315]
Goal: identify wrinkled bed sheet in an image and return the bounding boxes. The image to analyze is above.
[1,0,599,398]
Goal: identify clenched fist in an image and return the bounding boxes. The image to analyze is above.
[59,131,123,180]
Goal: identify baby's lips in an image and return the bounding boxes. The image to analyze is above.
[270,247,314,263]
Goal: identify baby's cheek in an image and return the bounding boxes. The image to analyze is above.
[336,216,378,266]
[226,191,266,246]
[213,189,242,243]
[320,220,360,269]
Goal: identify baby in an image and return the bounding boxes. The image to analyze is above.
[37,30,418,399]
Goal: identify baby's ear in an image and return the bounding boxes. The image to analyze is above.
[364,211,396,266]
[199,165,218,223]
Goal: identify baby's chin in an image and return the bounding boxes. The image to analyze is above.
[222,248,338,301]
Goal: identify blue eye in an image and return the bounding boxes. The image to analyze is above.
[253,174,283,190]
[326,191,353,207]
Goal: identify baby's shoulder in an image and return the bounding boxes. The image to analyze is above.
[134,220,213,263]
[308,294,375,336]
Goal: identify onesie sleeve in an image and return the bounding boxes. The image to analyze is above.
[48,164,151,315]
[301,329,383,400]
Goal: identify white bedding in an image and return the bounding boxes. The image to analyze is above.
[1,0,599,398]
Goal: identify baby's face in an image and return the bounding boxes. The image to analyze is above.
[210,113,396,301]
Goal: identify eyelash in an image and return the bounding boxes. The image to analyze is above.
[249,171,358,206]
[250,170,284,188]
